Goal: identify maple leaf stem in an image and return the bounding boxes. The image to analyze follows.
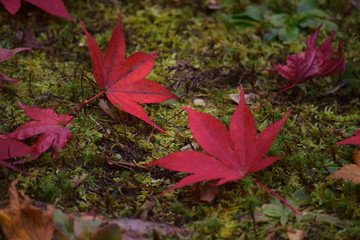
[66,91,105,117]
[266,83,297,101]
[253,179,301,215]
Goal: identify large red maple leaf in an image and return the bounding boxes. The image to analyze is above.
[3,101,73,161]
[81,16,178,133]
[0,47,30,85]
[148,88,299,213]
[269,25,345,93]
[336,130,360,145]
[0,0,73,20]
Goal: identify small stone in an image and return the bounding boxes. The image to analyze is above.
[193,99,206,106]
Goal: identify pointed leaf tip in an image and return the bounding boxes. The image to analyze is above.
[84,17,176,132]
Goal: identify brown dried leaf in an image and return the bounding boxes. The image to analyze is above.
[111,218,193,240]
[199,181,218,203]
[354,150,360,165]
[99,99,121,121]
[328,151,360,184]
[287,226,307,240]
[229,92,259,104]
[327,164,360,184]
[0,180,55,240]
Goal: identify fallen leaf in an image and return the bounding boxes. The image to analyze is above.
[98,99,121,121]
[54,211,193,240]
[179,142,199,151]
[0,0,73,20]
[198,181,218,203]
[229,92,260,104]
[148,87,298,212]
[0,180,55,240]
[269,25,345,93]
[0,47,30,85]
[81,16,178,133]
[193,98,206,106]
[0,136,33,172]
[287,226,307,240]
[336,130,360,145]
[328,150,360,184]
[0,181,193,240]
[140,200,155,220]
[110,218,193,240]
[3,101,74,161]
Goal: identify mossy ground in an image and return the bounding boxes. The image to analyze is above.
[0,0,359,239]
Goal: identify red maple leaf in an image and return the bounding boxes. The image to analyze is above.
[3,101,73,161]
[148,87,299,213]
[269,25,345,93]
[0,0,73,20]
[0,136,33,171]
[81,16,178,133]
[336,130,360,145]
[0,47,30,85]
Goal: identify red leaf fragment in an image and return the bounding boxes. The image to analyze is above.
[4,101,73,161]
[270,25,345,89]
[81,16,178,133]
[0,136,32,172]
[0,0,73,20]
[336,130,360,145]
[0,47,30,85]
[148,87,293,211]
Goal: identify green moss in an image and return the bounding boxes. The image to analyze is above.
[0,0,360,239]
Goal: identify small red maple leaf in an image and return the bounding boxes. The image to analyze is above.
[81,16,178,133]
[0,47,30,85]
[3,101,73,161]
[0,136,33,171]
[269,25,345,93]
[0,0,73,20]
[148,87,299,213]
[336,130,360,145]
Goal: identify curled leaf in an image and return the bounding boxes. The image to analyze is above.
[269,25,345,94]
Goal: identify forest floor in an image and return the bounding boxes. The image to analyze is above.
[0,0,360,239]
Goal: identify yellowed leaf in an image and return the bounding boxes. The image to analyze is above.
[0,180,55,240]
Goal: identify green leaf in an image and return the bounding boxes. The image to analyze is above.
[280,213,288,226]
[270,14,289,27]
[297,0,318,13]
[263,204,282,218]
[264,28,279,41]
[91,224,123,240]
[233,5,270,22]
[278,25,299,41]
